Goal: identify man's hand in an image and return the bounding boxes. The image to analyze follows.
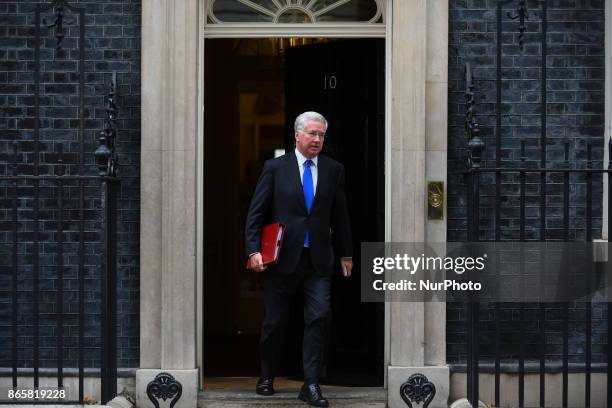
[341,258,353,277]
[249,252,267,272]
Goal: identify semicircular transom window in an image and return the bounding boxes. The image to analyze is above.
[207,0,384,24]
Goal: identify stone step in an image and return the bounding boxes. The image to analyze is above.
[198,387,387,408]
[198,401,386,407]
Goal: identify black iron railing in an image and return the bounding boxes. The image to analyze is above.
[464,75,611,408]
[459,1,610,405]
[463,141,612,408]
[0,1,118,404]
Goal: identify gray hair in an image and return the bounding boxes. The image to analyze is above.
[294,111,328,132]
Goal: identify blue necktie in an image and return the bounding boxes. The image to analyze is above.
[303,159,314,246]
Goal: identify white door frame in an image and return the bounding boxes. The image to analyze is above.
[194,0,394,388]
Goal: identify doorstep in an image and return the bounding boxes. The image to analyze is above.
[198,378,386,408]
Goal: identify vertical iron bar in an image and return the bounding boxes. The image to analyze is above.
[466,170,480,407]
[586,144,592,241]
[471,305,480,408]
[518,287,525,408]
[585,143,592,408]
[79,8,85,172]
[12,142,18,389]
[540,0,547,238]
[539,235,546,408]
[78,9,86,403]
[539,4,548,403]
[539,245,546,408]
[101,180,109,404]
[78,179,84,403]
[520,140,526,241]
[562,286,569,408]
[465,174,471,404]
[563,141,570,407]
[495,3,502,406]
[494,255,501,408]
[33,7,41,389]
[519,141,526,408]
[466,172,473,406]
[56,145,64,388]
[495,0,502,242]
[111,181,117,398]
[465,174,473,406]
[564,142,570,239]
[496,0,502,173]
[100,179,118,403]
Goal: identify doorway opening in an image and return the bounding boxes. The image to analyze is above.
[203,38,385,388]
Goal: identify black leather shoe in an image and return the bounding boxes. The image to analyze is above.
[298,383,329,407]
[255,378,275,396]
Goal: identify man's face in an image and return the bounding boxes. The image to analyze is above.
[295,120,325,159]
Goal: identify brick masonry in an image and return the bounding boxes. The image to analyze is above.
[447,0,607,365]
[0,0,140,369]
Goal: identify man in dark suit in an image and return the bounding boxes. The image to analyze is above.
[245,111,353,407]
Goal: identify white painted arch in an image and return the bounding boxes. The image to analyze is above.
[195,0,393,387]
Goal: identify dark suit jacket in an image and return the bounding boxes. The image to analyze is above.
[245,150,352,276]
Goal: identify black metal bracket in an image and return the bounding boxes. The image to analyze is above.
[507,0,529,50]
[400,373,436,408]
[42,0,75,50]
[464,62,477,140]
[465,63,484,170]
[95,71,119,177]
[146,373,183,408]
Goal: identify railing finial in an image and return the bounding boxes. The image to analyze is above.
[508,0,529,51]
[94,72,119,177]
[465,63,485,169]
[42,0,75,50]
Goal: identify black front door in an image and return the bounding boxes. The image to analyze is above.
[285,39,385,386]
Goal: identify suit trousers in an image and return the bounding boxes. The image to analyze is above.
[259,248,331,384]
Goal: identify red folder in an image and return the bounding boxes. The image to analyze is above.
[246,223,285,269]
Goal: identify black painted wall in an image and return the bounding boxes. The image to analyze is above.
[447,0,607,365]
[0,0,140,369]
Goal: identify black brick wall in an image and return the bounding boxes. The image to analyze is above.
[449,0,606,242]
[2,0,606,373]
[447,0,607,365]
[0,0,140,369]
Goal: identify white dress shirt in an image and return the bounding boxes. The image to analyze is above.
[295,148,318,193]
